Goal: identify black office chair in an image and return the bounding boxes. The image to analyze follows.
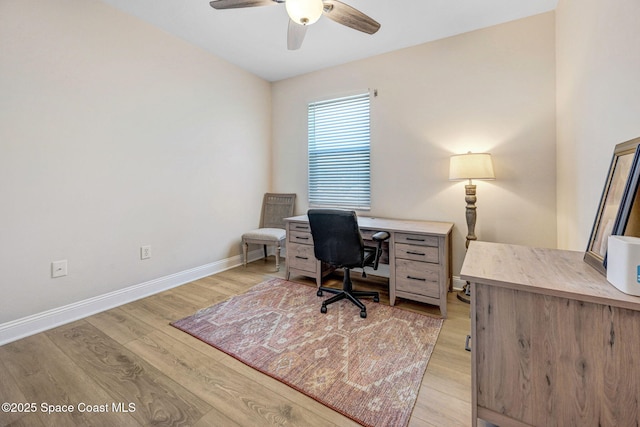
[308,209,390,318]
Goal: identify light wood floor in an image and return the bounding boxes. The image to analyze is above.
[0,258,474,427]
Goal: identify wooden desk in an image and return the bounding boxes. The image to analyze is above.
[461,241,640,427]
[284,215,453,318]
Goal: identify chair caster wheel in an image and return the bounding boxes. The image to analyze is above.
[317,290,323,297]
[321,306,327,314]
[373,296,379,303]
[360,310,367,318]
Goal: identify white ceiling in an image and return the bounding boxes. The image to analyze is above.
[100,0,558,82]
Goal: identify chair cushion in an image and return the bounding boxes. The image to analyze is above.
[242,228,286,242]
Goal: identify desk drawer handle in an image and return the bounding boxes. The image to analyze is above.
[406,237,425,242]
[296,236,309,240]
[295,225,309,230]
[296,256,309,260]
[407,276,426,282]
[406,251,425,256]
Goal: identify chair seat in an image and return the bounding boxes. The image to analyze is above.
[242,228,286,243]
[242,193,296,272]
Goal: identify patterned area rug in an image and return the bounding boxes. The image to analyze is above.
[171,278,443,427]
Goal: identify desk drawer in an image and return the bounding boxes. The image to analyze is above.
[395,233,439,247]
[289,222,311,233]
[395,259,440,298]
[288,243,316,273]
[289,230,313,246]
[396,243,439,263]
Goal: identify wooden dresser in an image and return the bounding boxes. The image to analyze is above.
[284,215,453,317]
[461,241,640,427]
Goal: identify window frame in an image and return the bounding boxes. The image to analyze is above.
[307,91,372,210]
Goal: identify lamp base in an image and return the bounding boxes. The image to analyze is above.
[456,282,471,304]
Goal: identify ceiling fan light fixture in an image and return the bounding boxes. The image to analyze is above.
[285,0,324,25]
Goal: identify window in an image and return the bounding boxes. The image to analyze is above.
[308,92,371,210]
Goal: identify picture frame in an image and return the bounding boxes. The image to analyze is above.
[584,137,640,275]
[612,144,640,238]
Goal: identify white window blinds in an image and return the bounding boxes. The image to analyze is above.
[308,92,371,210]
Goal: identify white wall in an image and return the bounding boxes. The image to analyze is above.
[556,0,640,250]
[272,12,557,275]
[0,0,271,324]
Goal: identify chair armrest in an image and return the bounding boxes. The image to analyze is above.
[372,231,390,242]
[369,231,390,271]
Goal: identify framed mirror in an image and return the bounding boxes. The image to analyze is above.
[584,137,640,275]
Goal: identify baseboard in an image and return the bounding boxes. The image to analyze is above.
[452,276,466,291]
[0,251,262,346]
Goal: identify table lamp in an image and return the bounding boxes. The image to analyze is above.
[450,152,495,302]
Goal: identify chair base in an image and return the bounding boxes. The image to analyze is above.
[317,269,379,318]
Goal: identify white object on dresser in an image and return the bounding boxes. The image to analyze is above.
[607,235,640,296]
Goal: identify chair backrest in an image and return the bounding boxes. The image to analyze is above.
[307,209,364,268]
[260,193,296,229]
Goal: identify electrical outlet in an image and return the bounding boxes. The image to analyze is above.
[140,245,151,260]
[51,260,68,278]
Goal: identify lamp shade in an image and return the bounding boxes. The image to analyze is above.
[286,0,324,25]
[449,152,495,181]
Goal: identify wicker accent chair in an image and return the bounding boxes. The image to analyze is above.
[242,193,296,271]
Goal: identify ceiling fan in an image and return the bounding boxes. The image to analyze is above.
[209,0,380,50]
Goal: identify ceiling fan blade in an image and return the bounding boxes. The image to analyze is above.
[287,19,307,50]
[209,0,276,10]
[322,0,380,34]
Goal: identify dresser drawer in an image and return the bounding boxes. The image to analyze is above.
[395,259,440,298]
[289,230,313,245]
[396,243,439,263]
[287,243,317,273]
[395,233,439,247]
